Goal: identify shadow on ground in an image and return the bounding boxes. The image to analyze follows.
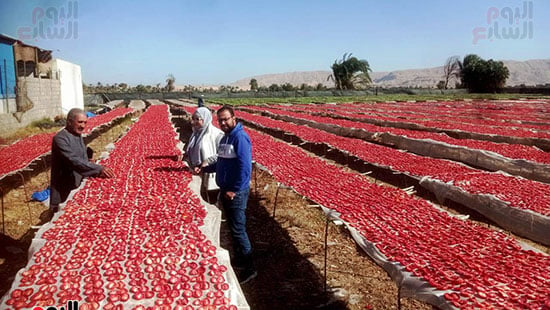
[219,191,349,310]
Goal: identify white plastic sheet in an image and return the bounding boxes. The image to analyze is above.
[419,176,550,246]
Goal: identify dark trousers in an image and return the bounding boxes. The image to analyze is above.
[219,188,252,261]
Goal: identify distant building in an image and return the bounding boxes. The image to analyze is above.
[0,34,84,135]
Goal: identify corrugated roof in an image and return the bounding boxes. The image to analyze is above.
[0,34,52,52]
[0,34,18,45]
[0,33,52,63]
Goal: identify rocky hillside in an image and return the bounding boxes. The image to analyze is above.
[229,59,550,90]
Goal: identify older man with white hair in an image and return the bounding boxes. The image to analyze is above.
[50,108,114,212]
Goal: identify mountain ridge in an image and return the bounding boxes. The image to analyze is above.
[227,59,550,90]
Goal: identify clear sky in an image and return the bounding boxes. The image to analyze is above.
[1,0,548,86]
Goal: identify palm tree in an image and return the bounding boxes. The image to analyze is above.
[328,53,372,90]
[165,74,176,92]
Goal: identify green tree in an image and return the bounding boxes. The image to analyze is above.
[281,83,295,91]
[328,53,372,90]
[249,79,258,91]
[135,84,146,92]
[460,54,509,93]
[315,83,326,91]
[268,84,281,91]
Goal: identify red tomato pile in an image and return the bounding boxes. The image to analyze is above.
[283,102,550,139]
[245,105,550,164]
[3,105,237,310]
[0,132,56,178]
[364,100,550,124]
[0,108,134,179]
[285,102,550,134]
[244,127,549,309]
[350,102,550,131]
[236,110,550,215]
[339,99,550,123]
[83,108,134,135]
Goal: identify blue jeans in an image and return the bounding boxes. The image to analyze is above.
[220,188,252,258]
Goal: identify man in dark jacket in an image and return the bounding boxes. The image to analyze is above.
[201,105,256,284]
[50,108,114,212]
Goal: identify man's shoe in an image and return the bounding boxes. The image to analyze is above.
[238,268,257,284]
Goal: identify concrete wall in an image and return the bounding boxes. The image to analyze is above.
[0,98,16,114]
[0,76,61,135]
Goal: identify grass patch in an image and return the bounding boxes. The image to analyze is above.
[30,117,58,129]
[0,120,62,145]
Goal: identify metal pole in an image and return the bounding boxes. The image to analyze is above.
[42,156,50,184]
[3,59,8,113]
[323,216,330,293]
[254,165,258,196]
[272,183,280,218]
[397,285,402,310]
[1,185,5,234]
[18,172,33,225]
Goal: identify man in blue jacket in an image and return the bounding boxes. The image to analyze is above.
[200,105,256,284]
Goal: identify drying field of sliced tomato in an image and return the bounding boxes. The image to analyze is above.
[2,99,549,310]
[243,104,550,164]
[245,127,549,309]
[213,100,550,308]
[2,105,239,310]
[235,110,550,216]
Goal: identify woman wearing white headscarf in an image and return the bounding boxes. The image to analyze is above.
[186,107,223,190]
